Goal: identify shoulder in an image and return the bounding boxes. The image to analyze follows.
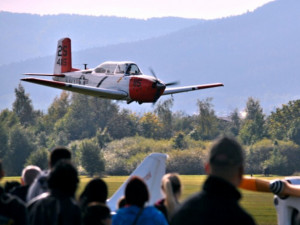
[170,193,203,225]
[142,206,168,224]
[112,206,138,225]
[1,192,26,208]
[0,193,27,225]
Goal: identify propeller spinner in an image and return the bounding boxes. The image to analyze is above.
[149,68,178,103]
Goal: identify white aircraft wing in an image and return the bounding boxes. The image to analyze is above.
[21,77,128,100]
[107,153,167,212]
[162,83,224,95]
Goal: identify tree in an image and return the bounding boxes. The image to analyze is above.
[26,148,49,170]
[139,112,162,139]
[287,118,300,145]
[106,109,139,139]
[263,148,289,175]
[0,123,8,158]
[173,111,194,134]
[5,125,35,175]
[0,109,19,129]
[43,91,70,133]
[12,84,35,126]
[239,97,266,145]
[268,99,300,141]
[80,139,105,176]
[96,128,112,149]
[172,132,188,149]
[154,98,174,139]
[229,109,241,136]
[55,94,121,141]
[191,98,219,140]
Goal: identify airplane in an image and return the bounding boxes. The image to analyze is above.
[21,37,224,104]
[107,153,167,212]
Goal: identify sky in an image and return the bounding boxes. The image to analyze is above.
[1,0,274,19]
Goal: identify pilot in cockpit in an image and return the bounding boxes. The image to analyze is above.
[126,64,141,75]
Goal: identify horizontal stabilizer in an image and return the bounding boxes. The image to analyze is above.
[24,73,65,77]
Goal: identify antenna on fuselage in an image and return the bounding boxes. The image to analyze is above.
[83,64,88,70]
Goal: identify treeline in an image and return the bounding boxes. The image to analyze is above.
[1,84,300,176]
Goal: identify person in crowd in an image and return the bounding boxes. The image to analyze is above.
[11,165,41,202]
[27,160,81,225]
[79,177,108,210]
[155,173,182,223]
[171,136,257,225]
[79,177,110,224]
[112,176,168,225]
[83,202,111,225]
[117,196,126,209]
[0,160,28,225]
[4,181,21,193]
[27,146,72,202]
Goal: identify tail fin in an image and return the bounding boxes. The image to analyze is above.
[107,153,167,212]
[54,37,78,74]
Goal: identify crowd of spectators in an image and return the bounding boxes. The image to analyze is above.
[0,136,258,225]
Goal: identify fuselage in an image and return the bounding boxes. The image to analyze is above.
[53,61,165,103]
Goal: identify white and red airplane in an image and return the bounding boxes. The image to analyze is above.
[21,37,223,104]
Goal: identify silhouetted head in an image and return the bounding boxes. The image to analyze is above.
[49,146,72,168]
[21,165,41,186]
[80,178,108,207]
[48,160,79,197]
[125,176,149,208]
[83,202,111,225]
[209,136,244,168]
[117,196,126,209]
[206,136,245,186]
[161,173,181,196]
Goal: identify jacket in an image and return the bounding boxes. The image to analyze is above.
[171,176,257,225]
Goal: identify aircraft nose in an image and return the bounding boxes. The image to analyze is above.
[152,80,165,89]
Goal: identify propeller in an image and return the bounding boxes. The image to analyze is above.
[149,68,179,103]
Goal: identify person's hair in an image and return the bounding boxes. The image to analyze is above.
[117,196,126,209]
[79,178,108,208]
[48,160,79,197]
[162,173,181,195]
[125,176,149,208]
[209,136,244,168]
[83,202,111,225]
[50,146,72,168]
[21,165,41,185]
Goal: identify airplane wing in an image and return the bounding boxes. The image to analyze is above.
[162,83,224,95]
[21,77,128,100]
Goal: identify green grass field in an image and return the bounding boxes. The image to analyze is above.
[2,175,279,225]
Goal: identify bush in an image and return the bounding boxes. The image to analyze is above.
[167,149,206,175]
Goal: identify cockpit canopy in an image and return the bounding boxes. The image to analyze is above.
[94,62,142,75]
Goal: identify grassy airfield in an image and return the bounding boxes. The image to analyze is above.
[3,175,279,225]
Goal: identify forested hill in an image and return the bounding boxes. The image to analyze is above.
[0,12,201,66]
[1,0,300,115]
